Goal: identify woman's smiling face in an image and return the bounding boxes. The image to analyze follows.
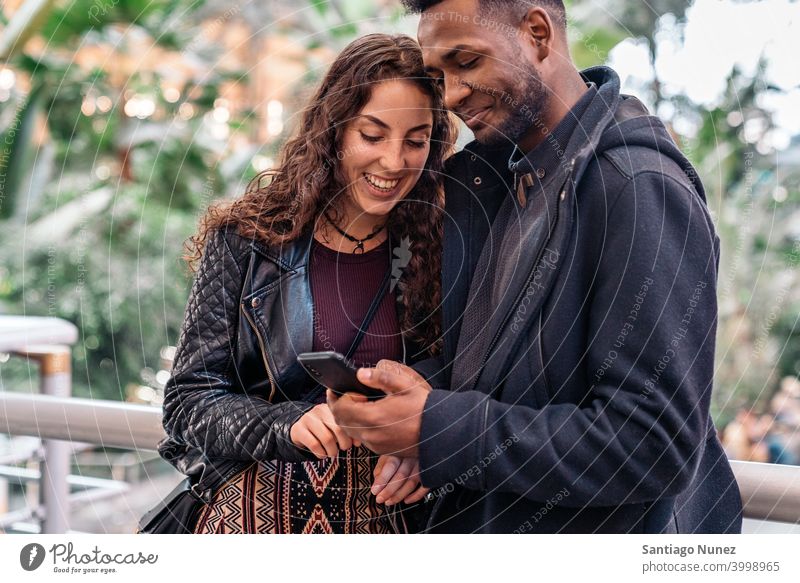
[337,79,434,219]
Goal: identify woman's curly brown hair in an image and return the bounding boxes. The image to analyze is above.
[186,33,456,356]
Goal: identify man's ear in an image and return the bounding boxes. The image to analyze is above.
[521,7,554,62]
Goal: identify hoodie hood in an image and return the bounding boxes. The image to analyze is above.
[580,66,707,203]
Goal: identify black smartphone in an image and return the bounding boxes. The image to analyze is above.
[296,351,384,400]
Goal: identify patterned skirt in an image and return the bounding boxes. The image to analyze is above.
[194,446,403,534]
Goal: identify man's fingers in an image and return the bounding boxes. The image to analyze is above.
[357,359,430,396]
[375,359,426,384]
[327,388,368,403]
[384,477,420,506]
[327,392,377,431]
[383,459,421,505]
[373,454,390,479]
[372,455,401,496]
[403,485,430,505]
[402,461,427,504]
[357,366,418,395]
[375,457,416,504]
[397,456,417,480]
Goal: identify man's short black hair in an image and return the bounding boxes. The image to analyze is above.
[401,0,568,29]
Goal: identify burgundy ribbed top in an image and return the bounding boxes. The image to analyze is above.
[310,238,403,368]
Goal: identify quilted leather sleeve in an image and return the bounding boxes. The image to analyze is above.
[162,228,315,463]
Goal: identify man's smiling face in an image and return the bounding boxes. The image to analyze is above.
[418,0,549,146]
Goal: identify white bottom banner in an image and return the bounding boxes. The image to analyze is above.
[1,534,799,582]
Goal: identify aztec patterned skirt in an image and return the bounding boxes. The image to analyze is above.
[194,446,404,534]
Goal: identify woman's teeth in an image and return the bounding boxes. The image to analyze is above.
[364,173,400,192]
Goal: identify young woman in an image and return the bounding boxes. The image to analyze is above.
[158,33,455,533]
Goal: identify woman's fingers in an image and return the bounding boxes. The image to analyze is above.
[318,404,354,451]
[332,425,354,451]
[291,424,327,459]
[291,402,367,460]
[305,414,340,458]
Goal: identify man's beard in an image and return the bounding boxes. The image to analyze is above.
[478,61,549,147]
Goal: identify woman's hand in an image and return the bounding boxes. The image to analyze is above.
[290,403,359,459]
[372,455,429,505]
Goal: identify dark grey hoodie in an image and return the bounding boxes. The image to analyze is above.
[414,66,743,533]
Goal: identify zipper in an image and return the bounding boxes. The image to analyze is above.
[474,183,566,394]
[537,311,552,405]
[478,398,491,491]
[240,303,277,402]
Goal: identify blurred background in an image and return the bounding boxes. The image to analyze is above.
[0,0,798,533]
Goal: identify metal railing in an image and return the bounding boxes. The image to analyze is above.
[0,393,166,533]
[1,315,79,533]
[1,391,800,529]
[0,392,165,450]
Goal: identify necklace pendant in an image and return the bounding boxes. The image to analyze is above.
[354,241,365,254]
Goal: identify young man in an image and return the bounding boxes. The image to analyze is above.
[328,0,743,533]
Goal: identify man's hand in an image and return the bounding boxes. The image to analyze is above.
[289,403,360,459]
[327,360,431,457]
[373,455,429,505]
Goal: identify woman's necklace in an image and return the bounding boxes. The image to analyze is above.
[323,211,386,254]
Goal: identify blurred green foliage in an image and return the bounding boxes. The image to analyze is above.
[0,0,797,420]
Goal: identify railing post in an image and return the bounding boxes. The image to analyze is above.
[0,474,6,516]
[13,346,72,534]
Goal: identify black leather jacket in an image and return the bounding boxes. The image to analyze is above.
[159,227,333,481]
